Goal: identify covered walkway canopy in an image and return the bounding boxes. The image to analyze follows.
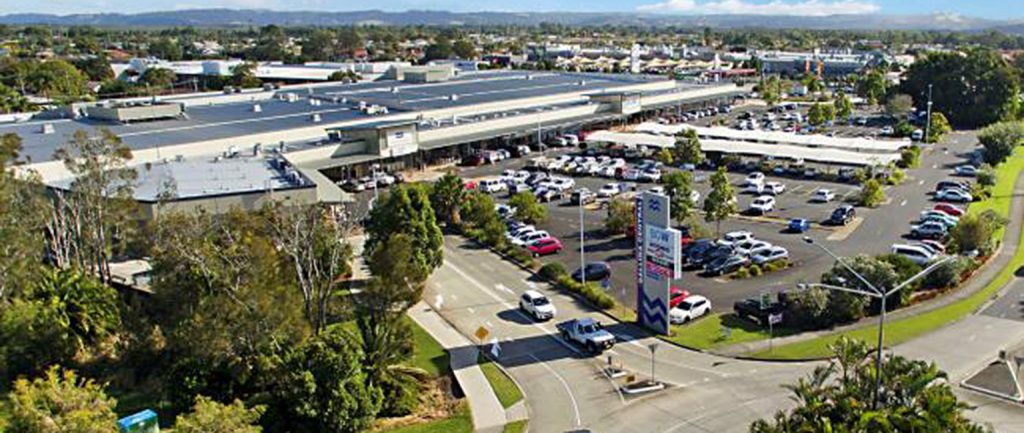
[634,122,909,153]
[586,130,900,166]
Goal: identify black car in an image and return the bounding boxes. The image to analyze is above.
[572,262,611,282]
[829,205,856,225]
[704,254,749,276]
[682,240,715,264]
[691,244,735,267]
[732,298,785,327]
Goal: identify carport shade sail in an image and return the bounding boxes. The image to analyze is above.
[634,122,910,154]
[585,130,901,166]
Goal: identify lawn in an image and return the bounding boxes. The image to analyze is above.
[377,401,473,433]
[477,355,524,409]
[751,148,1024,360]
[409,318,449,377]
[503,420,528,433]
[660,313,797,350]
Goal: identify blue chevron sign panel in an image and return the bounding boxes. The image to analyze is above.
[636,192,673,335]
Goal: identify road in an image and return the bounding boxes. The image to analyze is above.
[427,235,818,433]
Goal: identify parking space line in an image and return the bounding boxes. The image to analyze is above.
[530,354,583,427]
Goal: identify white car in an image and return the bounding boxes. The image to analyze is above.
[479,179,507,193]
[744,172,766,186]
[763,181,786,195]
[690,190,701,203]
[749,196,776,214]
[935,188,972,203]
[623,169,642,181]
[547,177,575,191]
[499,169,517,184]
[752,246,789,265]
[880,126,895,136]
[954,165,978,177]
[669,295,711,324]
[891,244,937,266]
[811,188,836,203]
[512,170,531,184]
[495,204,517,219]
[508,182,531,195]
[598,183,624,198]
[563,134,580,147]
[519,290,557,320]
[512,230,550,247]
[735,239,773,257]
[639,168,662,182]
[744,183,764,194]
[597,166,618,178]
[376,173,397,186]
[718,230,755,247]
[647,186,666,195]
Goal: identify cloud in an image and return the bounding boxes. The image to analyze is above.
[636,0,881,16]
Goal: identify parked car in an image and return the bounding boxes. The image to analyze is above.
[935,188,972,203]
[733,297,784,326]
[509,182,531,195]
[496,204,516,219]
[744,172,766,186]
[479,179,507,194]
[557,318,615,353]
[570,188,596,205]
[891,244,937,266]
[829,205,856,225]
[933,203,966,217]
[936,180,971,192]
[718,230,755,247]
[744,182,765,194]
[811,188,835,203]
[572,262,611,282]
[598,183,624,198]
[527,237,563,257]
[639,168,662,182]
[506,225,536,242]
[910,221,948,240]
[752,246,789,265]
[920,212,959,228]
[669,295,712,324]
[787,218,811,233]
[735,239,773,257]
[763,181,786,195]
[519,290,556,321]
[669,287,692,309]
[917,240,947,255]
[681,239,715,265]
[512,230,550,247]
[536,188,563,203]
[954,165,978,177]
[749,196,776,214]
[705,254,750,276]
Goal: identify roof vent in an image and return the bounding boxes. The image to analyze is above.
[175,155,184,162]
[253,143,262,156]
[311,113,322,123]
[450,94,459,101]
[40,123,54,134]
[391,86,399,93]
[525,74,533,80]
[252,104,262,113]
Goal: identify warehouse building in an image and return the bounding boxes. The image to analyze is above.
[8,70,746,217]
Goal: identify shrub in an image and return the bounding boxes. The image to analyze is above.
[859,178,886,207]
[764,259,790,273]
[899,146,921,168]
[748,264,763,277]
[506,247,534,266]
[734,267,751,279]
[923,256,975,290]
[539,263,568,280]
[977,163,997,188]
[552,275,615,310]
[784,286,830,330]
[887,167,906,185]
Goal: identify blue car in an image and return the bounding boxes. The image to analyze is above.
[788,218,811,233]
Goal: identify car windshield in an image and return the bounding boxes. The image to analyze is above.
[678,301,693,310]
[581,324,597,334]
[532,297,550,306]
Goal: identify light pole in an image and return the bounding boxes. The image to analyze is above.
[924,84,933,143]
[579,196,586,286]
[370,163,381,209]
[802,236,952,409]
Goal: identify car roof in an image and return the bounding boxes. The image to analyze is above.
[523,289,546,299]
[683,294,707,302]
[577,317,598,326]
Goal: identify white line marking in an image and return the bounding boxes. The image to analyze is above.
[899,199,907,207]
[496,284,515,294]
[531,354,583,427]
[467,307,475,314]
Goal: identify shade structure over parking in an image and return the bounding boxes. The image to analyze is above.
[634,122,910,154]
[585,130,901,166]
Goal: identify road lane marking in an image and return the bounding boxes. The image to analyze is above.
[899,199,907,207]
[467,307,475,314]
[530,354,583,427]
[496,284,514,294]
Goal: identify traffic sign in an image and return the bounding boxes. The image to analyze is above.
[769,313,783,326]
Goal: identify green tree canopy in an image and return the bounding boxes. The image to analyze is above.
[9,367,118,433]
[977,120,1024,165]
[673,129,703,166]
[508,191,547,224]
[364,184,444,274]
[703,167,737,236]
[662,171,696,227]
[174,396,265,433]
[902,48,1020,128]
[431,172,466,226]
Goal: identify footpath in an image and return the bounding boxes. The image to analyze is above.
[717,169,1024,357]
[408,302,517,433]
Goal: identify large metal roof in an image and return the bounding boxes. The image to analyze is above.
[634,122,910,153]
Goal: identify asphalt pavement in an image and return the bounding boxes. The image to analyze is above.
[427,234,818,433]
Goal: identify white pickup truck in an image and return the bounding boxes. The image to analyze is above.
[557,317,616,353]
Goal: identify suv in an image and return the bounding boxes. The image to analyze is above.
[733,297,784,326]
[669,295,712,324]
[719,230,755,247]
[910,221,948,240]
[572,262,611,282]
[829,205,856,225]
[570,188,596,205]
[749,196,776,214]
[519,290,557,321]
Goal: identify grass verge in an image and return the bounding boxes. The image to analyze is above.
[661,313,798,350]
[409,318,449,377]
[504,420,529,433]
[377,401,473,433]
[477,354,524,409]
[750,148,1024,359]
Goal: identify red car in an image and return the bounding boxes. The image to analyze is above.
[670,287,692,309]
[527,237,563,257]
[933,203,965,217]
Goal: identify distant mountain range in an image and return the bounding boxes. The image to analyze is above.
[0,9,1021,33]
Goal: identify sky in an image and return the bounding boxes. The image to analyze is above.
[0,0,1020,20]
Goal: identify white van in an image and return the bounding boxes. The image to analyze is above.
[911,129,924,141]
[479,179,507,194]
[891,244,936,265]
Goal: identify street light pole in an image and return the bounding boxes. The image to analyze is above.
[802,236,952,410]
[925,84,934,143]
[579,198,586,286]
